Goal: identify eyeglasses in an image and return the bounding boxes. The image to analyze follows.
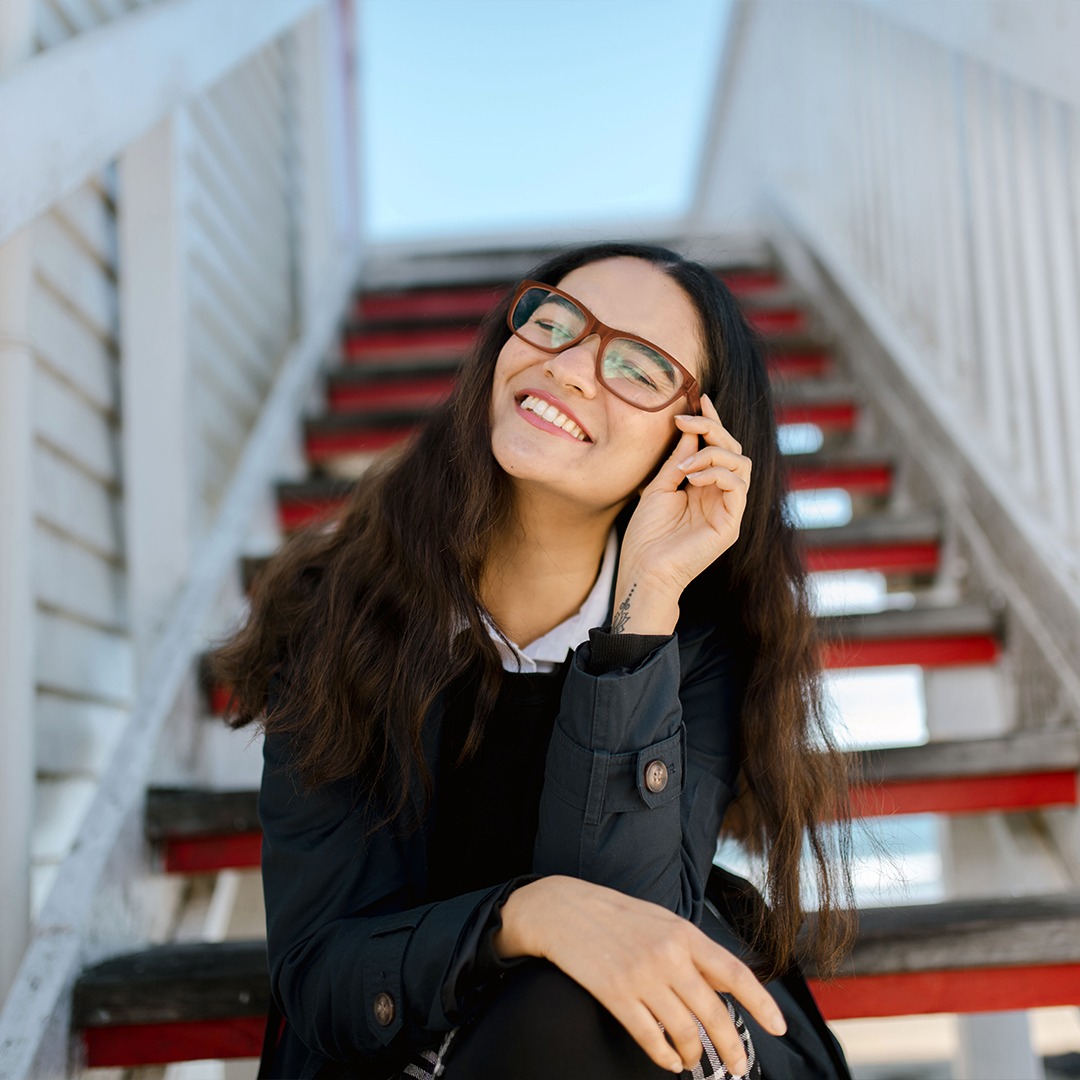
[506,280,701,414]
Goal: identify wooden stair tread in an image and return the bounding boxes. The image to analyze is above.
[73,893,1080,1027]
[146,729,1080,856]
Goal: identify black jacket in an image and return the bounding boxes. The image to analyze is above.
[259,587,745,1076]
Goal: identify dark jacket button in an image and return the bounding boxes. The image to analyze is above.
[644,759,668,793]
[373,991,396,1027]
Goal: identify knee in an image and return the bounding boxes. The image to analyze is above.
[444,960,658,1078]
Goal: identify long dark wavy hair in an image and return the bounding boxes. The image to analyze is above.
[210,241,856,979]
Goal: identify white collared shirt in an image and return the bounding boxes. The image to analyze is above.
[483,528,619,673]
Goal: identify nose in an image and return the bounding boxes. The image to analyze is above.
[543,335,600,398]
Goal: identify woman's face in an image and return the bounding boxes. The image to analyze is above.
[490,257,705,513]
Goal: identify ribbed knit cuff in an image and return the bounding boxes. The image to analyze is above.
[586,628,674,675]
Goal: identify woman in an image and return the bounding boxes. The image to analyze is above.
[212,242,857,1079]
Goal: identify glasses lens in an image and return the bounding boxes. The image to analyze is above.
[511,287,587,350]
[601,339,681,408]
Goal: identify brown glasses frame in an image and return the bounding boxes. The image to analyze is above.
[506,280,701,414]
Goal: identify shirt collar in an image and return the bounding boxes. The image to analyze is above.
[484,527,619,673]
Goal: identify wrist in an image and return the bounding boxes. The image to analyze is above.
[492,879,541,960]
[611,569,681,636]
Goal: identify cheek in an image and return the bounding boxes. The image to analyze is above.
[627,416,681,487]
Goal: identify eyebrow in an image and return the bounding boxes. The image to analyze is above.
[540,293,582,317]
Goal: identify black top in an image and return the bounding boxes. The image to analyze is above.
[428,656,575,900]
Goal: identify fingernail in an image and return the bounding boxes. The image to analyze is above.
[669,1058,683,1074]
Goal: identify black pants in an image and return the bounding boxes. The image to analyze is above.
[436,899,851,1080]
[439,959,758,1080]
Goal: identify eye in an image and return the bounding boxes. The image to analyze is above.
[533,317,578,347]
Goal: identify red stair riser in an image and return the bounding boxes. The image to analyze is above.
[803,543,940,575]
[717,270,783,293]
[306,428,416,459]
[83,1017,265,1067]
[850,771,1078,818]
[164,834,262,874]
[810,963,1080,1020]
[747,309,806,333]
[343,326,476,360]
[767,352,832,379]
[354,274,787,323]
[327,376,455,412]
[787,464,892,495]
[81,963,1080,1064]
[159,772,1077,874]
[822,635,1001,669]
[356,287,504,322]
[776,403,857,431]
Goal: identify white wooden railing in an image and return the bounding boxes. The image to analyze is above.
[0,1,361,1073]
[691,0,1080,704]
[689,4,1080,1075]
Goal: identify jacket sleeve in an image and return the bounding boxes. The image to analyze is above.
[532,623,744,925]
[259,724,536,1063]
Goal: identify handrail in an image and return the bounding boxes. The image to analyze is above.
[0,0,320,247]
[688,0,1080,719]
[0,242,357,1080]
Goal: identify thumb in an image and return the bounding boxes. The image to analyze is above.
[640,428,699,497]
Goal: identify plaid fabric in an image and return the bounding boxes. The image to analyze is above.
[397,1027,459,1080]
[688,994,760,1079]
[394,993,759,1079]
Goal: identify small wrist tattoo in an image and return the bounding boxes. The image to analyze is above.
[612,583,636,634]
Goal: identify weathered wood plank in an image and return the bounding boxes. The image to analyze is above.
[145,729,1080,871]
[853,729,1080,783]
[808,893,1080,977]
[72,941,270,1026]
[71,894,1080,1029]
[145,789,260,840]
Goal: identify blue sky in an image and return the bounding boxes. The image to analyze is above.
[358,0,731,240]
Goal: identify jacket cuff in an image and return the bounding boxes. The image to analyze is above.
[470,874,541,981]
[586,628,673,674]
[430,875,539,1025]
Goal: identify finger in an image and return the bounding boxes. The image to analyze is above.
[649,987,705,1072]
[642,427,701,495]
[698,947,787,1037]
[674,414,742,455]
[674,985,748,1076]
[604,998,686,1074]
[677,446,751,479]
[684,467,749,493]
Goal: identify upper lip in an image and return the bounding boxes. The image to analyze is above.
[516,388,593,441]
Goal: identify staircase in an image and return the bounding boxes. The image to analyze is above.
[70,243,1080,1072]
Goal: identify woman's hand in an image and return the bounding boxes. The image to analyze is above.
[494,875,786,1076]
[616,394,752,616]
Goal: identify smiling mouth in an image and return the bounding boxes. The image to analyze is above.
[516,394,591,442]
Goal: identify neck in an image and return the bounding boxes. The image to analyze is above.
[480,485,626,648]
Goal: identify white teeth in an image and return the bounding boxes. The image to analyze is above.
[520,395,588,441]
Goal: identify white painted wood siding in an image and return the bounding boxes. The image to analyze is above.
[187,38,300,524]
[28,171,133,912]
